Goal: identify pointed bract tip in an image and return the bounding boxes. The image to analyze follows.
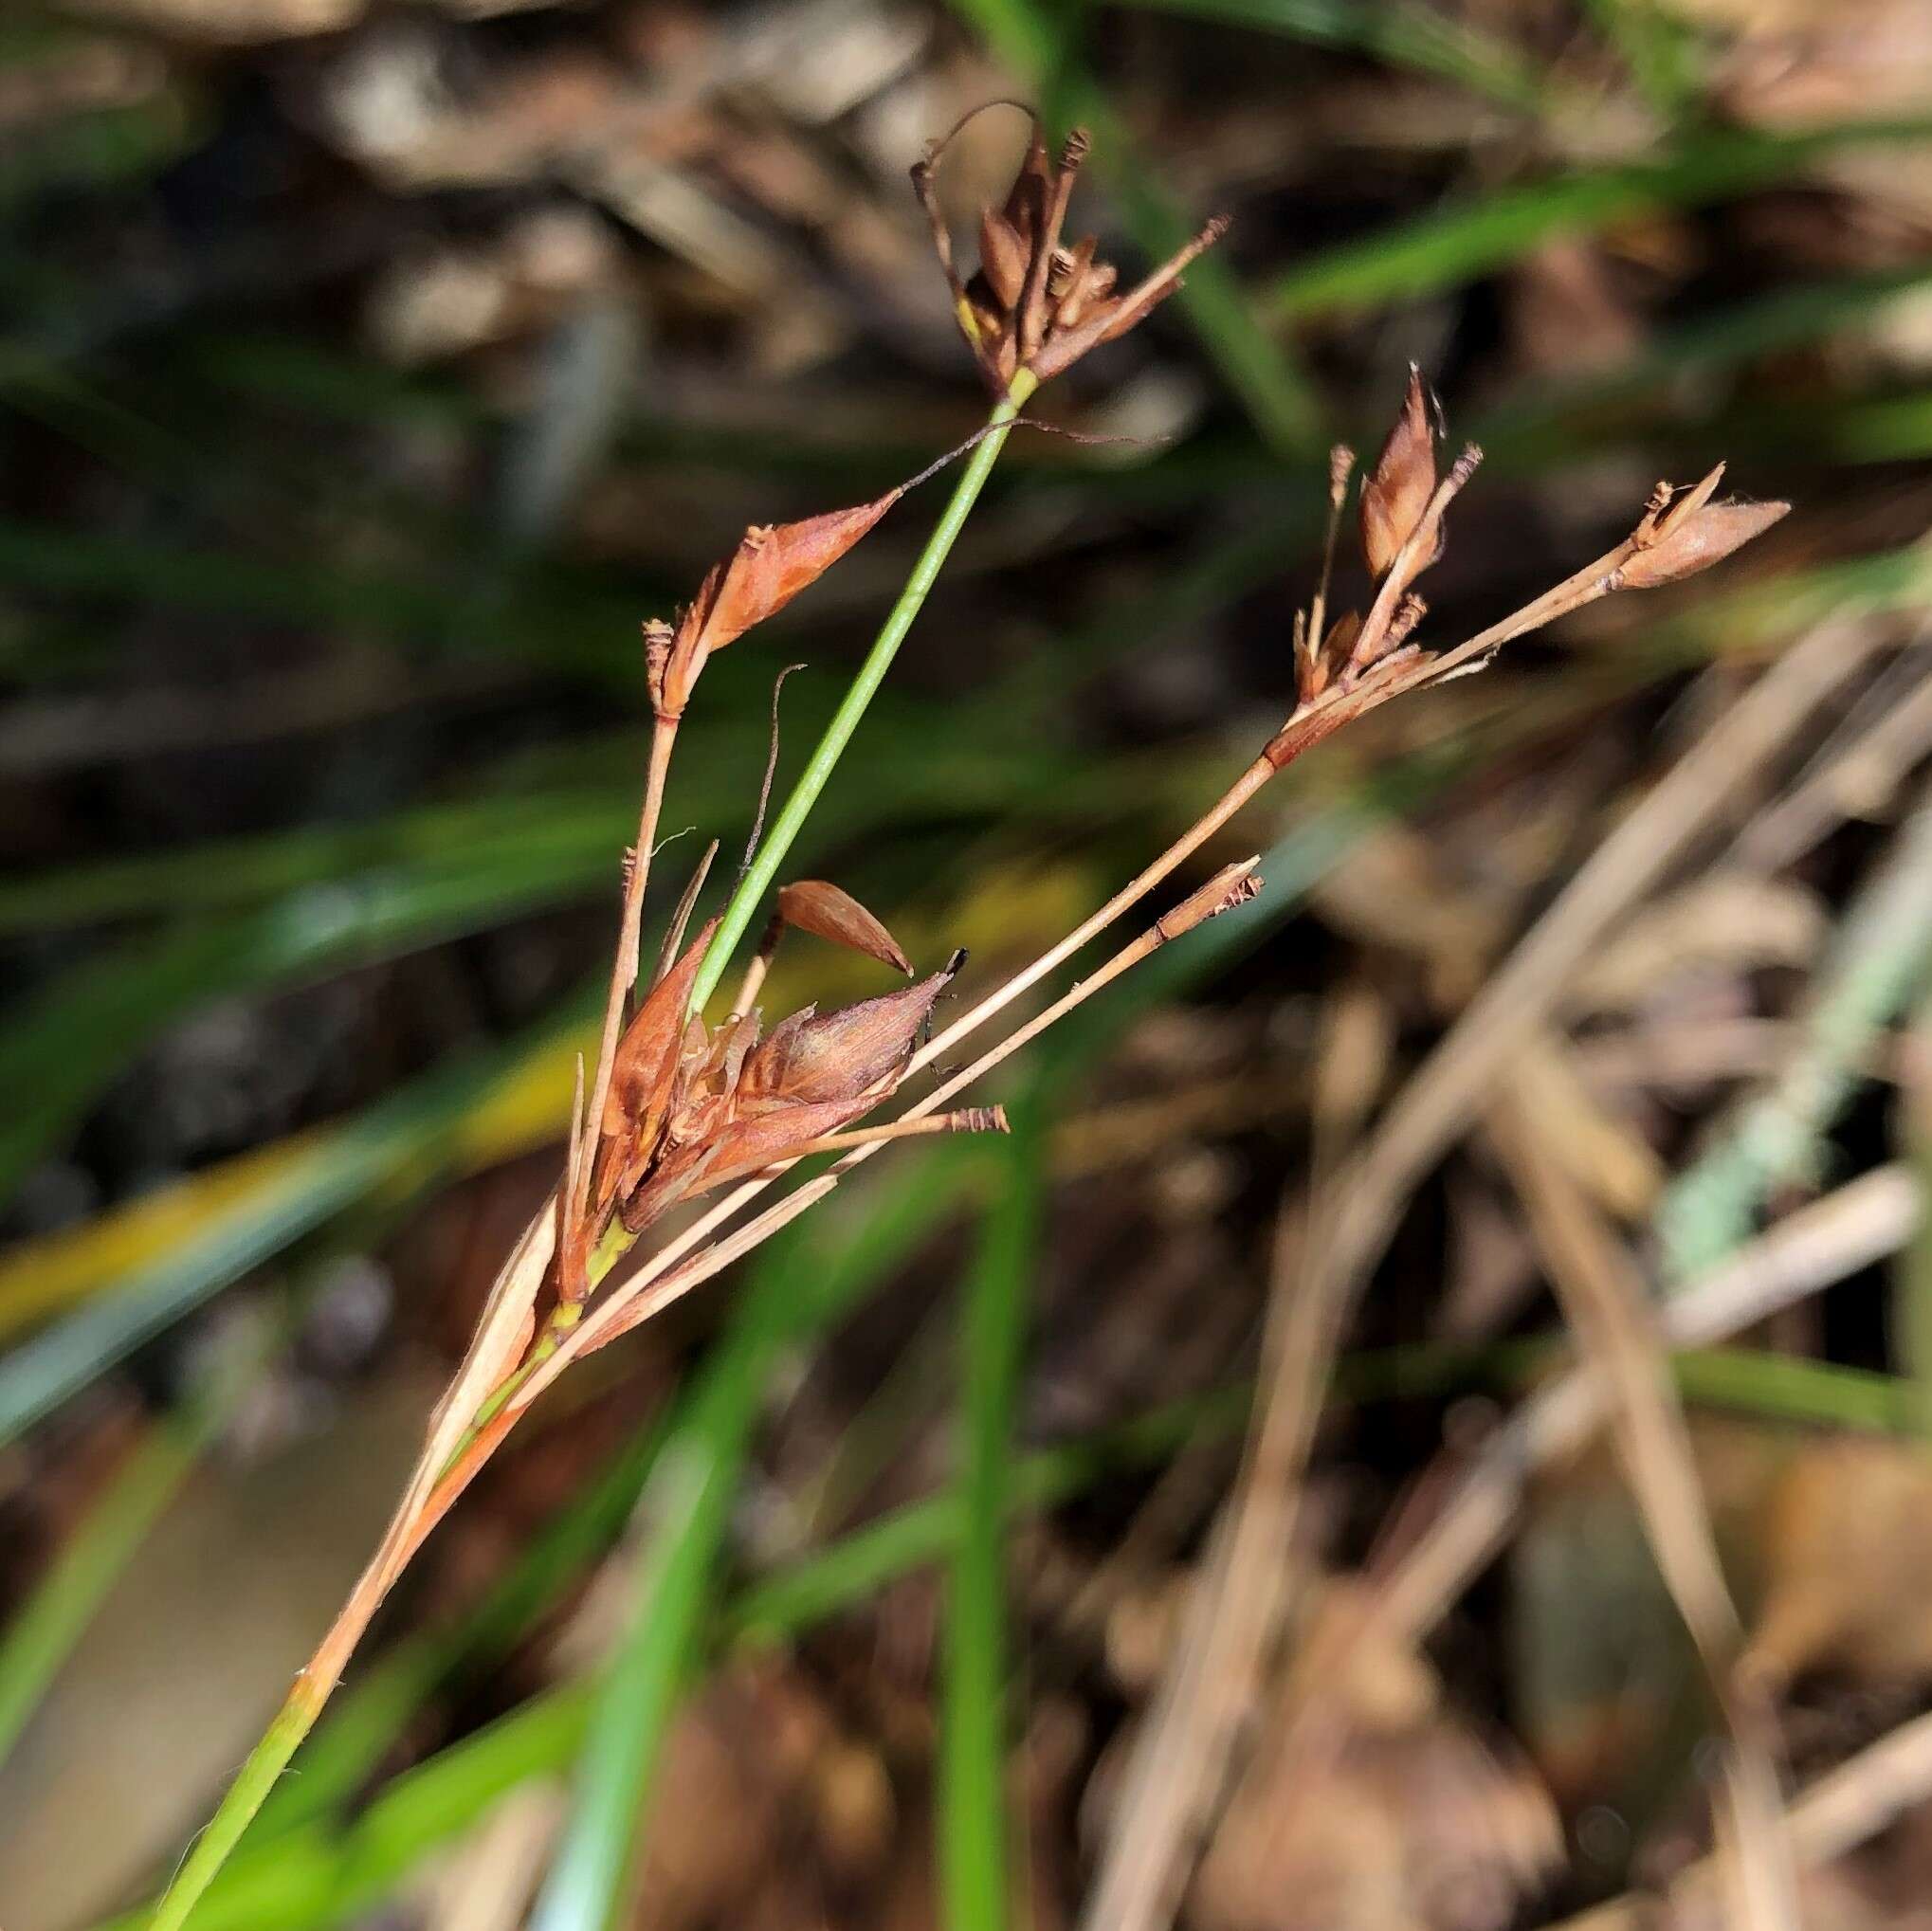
[775,879,914,976]
[1620,494,1789,590]
[1360,368,1438,579]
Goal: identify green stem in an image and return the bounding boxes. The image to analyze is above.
[941,1100,1042,1931]
[148,1688,322,1931]
[687,379,1033,1015]
[0,1412,203,1766]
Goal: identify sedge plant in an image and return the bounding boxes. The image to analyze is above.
[144,103,1787,1931]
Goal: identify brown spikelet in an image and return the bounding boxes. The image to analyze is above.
[706,494,904,650]
[978,208,1030,309]
[1028,213,1229,383]
[913,104,1228,392]
[656,492,904,718]
[620,1094,878,1230]
[1619,484,1790,591]
[776,880,915,975]
[1002,119,1053,243]
[601,916,720,1141]
[737,966,958,1112]
[1360,366,1437,579]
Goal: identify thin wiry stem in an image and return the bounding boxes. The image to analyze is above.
[685,377,1035,1018]
[565,713,680,1302]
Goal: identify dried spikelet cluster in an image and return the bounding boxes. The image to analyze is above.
[566,887,968,1293]
[1269,366,1790,769]
[912,103,1229,394]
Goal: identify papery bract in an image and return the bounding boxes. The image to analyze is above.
[776,879,914,976]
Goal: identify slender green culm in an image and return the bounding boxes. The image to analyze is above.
[0,1407,206,1766]
[941,1103,1043,1931]
[687,383,1031,1015]
[140,384,1031,1931]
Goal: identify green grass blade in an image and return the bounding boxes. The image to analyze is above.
[1271,114,1932,320]
[0,851,605,1204]
[941,1098,1043,1931]
[526,1151,981,1931]
[1580,0,1704,117]
[1112,0,1549,107]
[523,1408,753,1931]
[1658,792,1932,1282]
[0,1391,218,1765]
[0,993,593,1448]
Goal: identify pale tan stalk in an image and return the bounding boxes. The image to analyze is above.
[1491,1082,1797,1931]
[592,718,679,1130]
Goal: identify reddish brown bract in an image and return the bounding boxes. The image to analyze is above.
[584,939,961,1248]
[775,879,914,975]
[1619,465,1790,590]
[649,493,905,721]
[1359,367,1438,579]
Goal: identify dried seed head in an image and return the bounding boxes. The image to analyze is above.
[775,880,914,976]
[913,104,1228,392]
[1620,486,1790,591]
[1360,367,1438,579]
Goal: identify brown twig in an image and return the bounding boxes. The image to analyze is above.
[1077,987,1386,1931]
[567,711,682,1303]
[1490,1079,1798,1931]
[1282,1161,1922,1773]
[1551,1701,1932,1930]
